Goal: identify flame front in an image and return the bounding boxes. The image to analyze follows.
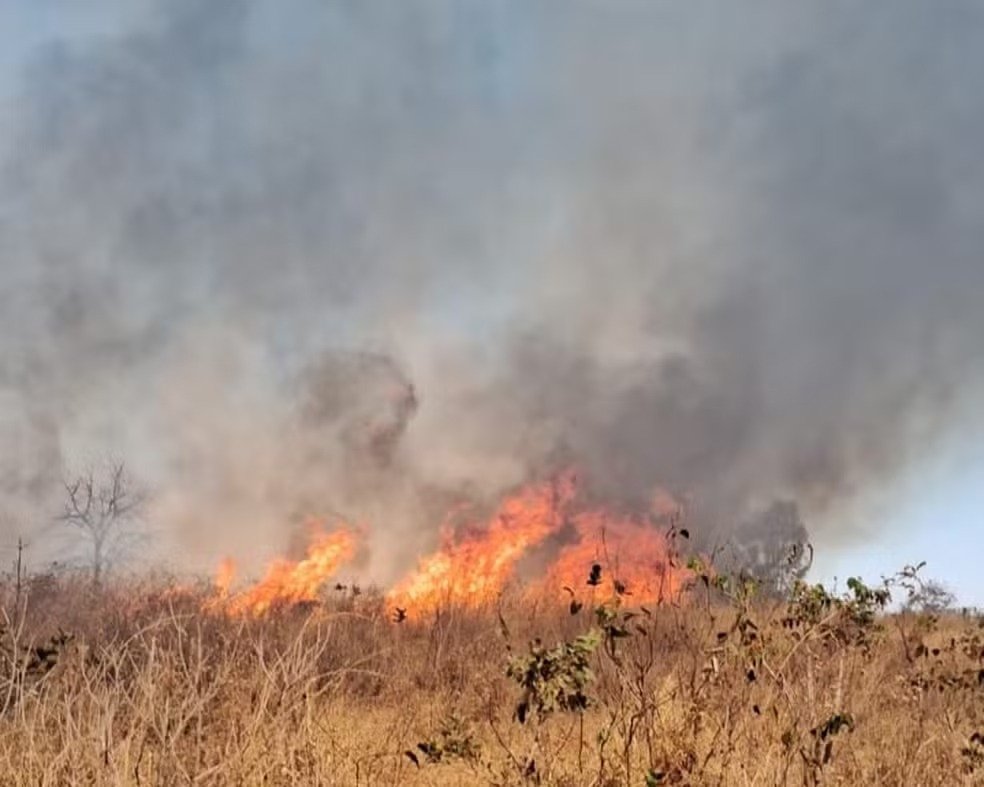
[207,474,691,619]
[217,524,357,616]
[384,474,577,618]
[538,509,688,605]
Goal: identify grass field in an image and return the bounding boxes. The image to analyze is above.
[0,566,981,786]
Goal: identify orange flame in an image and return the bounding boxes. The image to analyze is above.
[217,524,358,616]
[206,475,690,619]
[537,509,688,606]
[385,474,577,618]
[214,557,236,598]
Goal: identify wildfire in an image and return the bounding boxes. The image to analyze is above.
[206,474,691,618]
[216,522,358,616]
[384,474,577,619]
[214,557,236,598]
[537,509,688,606]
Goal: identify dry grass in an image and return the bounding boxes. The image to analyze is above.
[0,571,981,786]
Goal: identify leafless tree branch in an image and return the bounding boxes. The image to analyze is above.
[58,461,145,585]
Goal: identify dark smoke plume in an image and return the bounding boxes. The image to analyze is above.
[1,1,983,578]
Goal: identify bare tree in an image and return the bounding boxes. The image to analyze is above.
[59,462,145,585]
[893,563,958,614]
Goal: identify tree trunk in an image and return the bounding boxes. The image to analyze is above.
[93,538,103,587]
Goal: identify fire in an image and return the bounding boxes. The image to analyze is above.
[216,523,358,616]
[537,509,688,606]
[205,474,691,619]
[384,474,577,618]
[214,557,236,598]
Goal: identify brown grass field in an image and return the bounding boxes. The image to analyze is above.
[0,569,981,786]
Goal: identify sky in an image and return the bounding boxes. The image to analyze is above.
[812,430,984,606]
[0,2,982,604]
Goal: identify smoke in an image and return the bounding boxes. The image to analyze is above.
[2,1,983,576]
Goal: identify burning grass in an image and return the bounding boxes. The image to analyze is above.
[205,474,693,622]
[0,560,981,786]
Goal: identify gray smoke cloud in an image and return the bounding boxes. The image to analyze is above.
[1,1,983,578]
